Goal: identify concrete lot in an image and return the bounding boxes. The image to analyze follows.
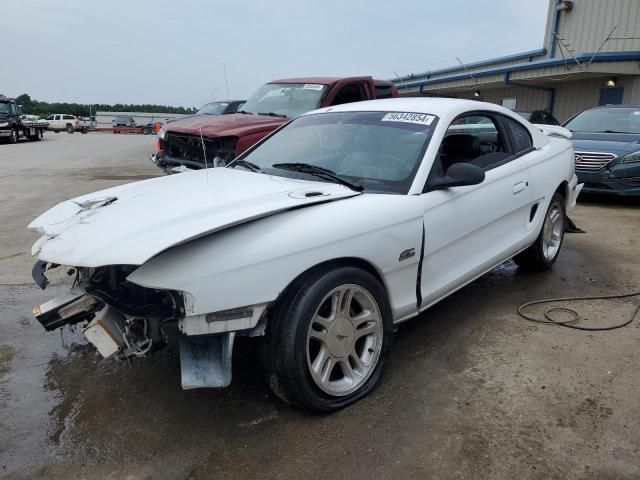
[0,133,639,480]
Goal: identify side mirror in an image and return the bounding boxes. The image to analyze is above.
[429,163,485,190]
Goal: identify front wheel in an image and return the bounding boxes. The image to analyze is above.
[514,192,566,271]
[9,128,18,144]
[262,266,393,412]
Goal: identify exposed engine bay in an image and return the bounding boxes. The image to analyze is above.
[155,133,236,172]
[33,263,184,360]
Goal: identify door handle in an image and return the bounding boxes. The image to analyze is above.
[512,181,526,194]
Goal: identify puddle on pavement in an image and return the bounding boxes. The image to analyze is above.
[0,246,626,478]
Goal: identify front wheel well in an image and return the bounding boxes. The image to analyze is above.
[273,257,387,308]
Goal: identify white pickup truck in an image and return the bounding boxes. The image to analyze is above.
[45,114,91,133]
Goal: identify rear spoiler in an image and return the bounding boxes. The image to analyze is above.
[535,124,572,139]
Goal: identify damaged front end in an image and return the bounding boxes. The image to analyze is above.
[153,133,236,174]
[32,262,263,389]
[33,264,184,360]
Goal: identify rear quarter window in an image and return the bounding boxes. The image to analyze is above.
[375,85,394,99]
[503,117,533,153]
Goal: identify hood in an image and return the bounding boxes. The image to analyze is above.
[28,168,360,267]
[571,132,640,156]
[166,113,287,138]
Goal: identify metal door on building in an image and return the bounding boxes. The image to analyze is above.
[599,87,624,105]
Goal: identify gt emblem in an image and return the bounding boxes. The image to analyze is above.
[399,248,416,261]
[574,154,583,163]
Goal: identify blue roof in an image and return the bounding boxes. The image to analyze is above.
[395,51,640,89]
[394,48,546,82]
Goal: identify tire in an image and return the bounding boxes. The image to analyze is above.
[9,128,18,144]
[514,192,566,271]
[142,127,151,135]
[66,124,74,134]
[262,266,393,412]
[81,128,88,134]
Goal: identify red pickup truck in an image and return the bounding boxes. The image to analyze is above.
[152,76,398,173]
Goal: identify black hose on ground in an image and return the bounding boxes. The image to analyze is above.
[518,291,640,331]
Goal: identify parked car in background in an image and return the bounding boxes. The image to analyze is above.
[563,105,640,197]
[46,114,80,133]
[516,110,560,126]
[163,101,246,126]
[113,116,136,127]
[0,97,48,143]
[29,98,580,411]
[196,100,245,116]
[152,76,399,173]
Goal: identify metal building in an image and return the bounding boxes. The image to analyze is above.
[94,111,187,128]
[393,0,640,121]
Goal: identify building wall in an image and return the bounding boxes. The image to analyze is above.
[551,76,640,121]
[551,0,640,56]
[456,86,552,113]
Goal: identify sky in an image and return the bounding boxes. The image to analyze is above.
[4,0,549,108]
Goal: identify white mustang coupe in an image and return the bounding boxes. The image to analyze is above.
[29,98,581,412]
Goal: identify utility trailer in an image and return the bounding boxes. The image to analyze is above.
[112,124,156,135]
[0,96,48,143]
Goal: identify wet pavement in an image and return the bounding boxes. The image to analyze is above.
[1,134,639,479]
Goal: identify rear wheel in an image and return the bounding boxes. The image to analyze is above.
[262,266,392,412]
[514,192,565,271]
[66,124,74,134]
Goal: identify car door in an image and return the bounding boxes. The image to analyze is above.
[419,112,532,308]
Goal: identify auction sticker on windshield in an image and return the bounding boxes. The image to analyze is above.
[382,112,435,125]
[303,84,324,90]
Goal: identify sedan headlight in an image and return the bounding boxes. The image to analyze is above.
[0,122,9,127]
[157,127,166,140]
[621,151,640,163]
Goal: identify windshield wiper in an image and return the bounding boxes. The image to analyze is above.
[236,110,253,115]
[602,130,634,134]
[272,163,364,192]
[229,159,262,172]
[258,112,288,118]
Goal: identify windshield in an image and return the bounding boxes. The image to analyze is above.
[0,103,11,114]
[564,107,640,134]
[232,111,438,194]
[240,83,327,118]
[197,102,229,115]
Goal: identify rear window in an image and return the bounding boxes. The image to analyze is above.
[375,85,394,99]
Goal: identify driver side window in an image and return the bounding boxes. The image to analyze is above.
[438,113,512,173]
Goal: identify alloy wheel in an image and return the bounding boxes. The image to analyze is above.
[542,202,563,260]
[306,284,383,396]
